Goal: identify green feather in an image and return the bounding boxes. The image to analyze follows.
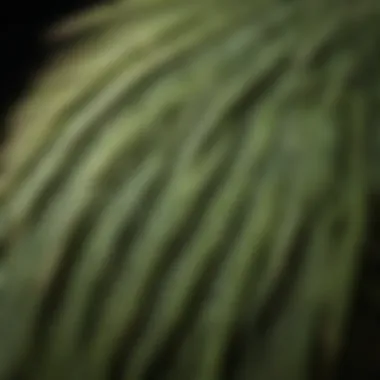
[1,1,379,379]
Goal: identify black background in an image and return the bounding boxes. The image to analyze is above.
[0,0,105,144]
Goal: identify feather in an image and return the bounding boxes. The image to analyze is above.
[1,1,379,379]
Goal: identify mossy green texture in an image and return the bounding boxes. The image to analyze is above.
[1,1,379,379]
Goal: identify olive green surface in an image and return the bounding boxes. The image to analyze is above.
[1,1,379,379]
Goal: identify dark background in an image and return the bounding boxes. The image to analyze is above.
[0,0,106,145]
[0,2,378,379]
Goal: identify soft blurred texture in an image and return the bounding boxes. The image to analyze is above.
[1,1,379,379]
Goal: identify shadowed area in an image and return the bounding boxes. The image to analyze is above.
[0,0,110,145]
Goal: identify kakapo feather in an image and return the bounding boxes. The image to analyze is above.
[0,0,379,379]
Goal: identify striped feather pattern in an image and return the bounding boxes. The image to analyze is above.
[1,1,379,379]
